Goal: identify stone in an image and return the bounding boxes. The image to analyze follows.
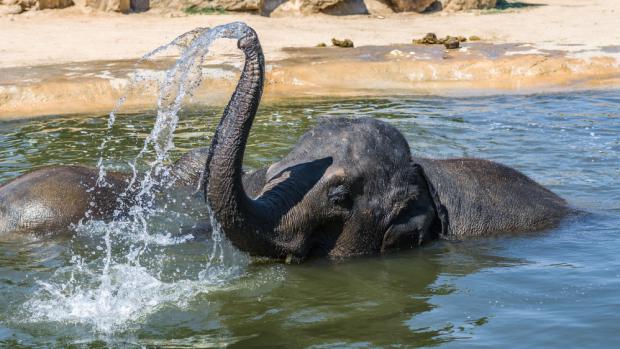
[38,0,74,9]
[332,38,354,48]
[21,0,37,8]
[206,0,257,10]
[0,4,22,13]
[0,0,73,10]
[316,42,327,47]
[322,0,374,15]
[362,0,393,15]
[385,0,434,12]
[423,0,441,12]
[73,0,130,11]
[130,0,148,11]
[413,32,438,45]
[262,0,396,16]
[444,37,460,49]
[264,0,340,16]
[415,34,468,46]
[152,0,396,15]
[440,0,496,11]
[151,0,259,12]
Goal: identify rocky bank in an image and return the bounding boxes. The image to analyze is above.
[0,0,496,16]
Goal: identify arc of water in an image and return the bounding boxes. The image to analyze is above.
[24,23,255,334]
[94,26,211,191]
[86,21,255,290]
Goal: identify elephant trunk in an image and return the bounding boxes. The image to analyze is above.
[169,147,209,190]
[204,27,278,256]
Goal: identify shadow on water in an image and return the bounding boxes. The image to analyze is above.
[217,243,524,348]
[106,241,522,348]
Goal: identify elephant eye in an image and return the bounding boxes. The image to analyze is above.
[328,184,352,207]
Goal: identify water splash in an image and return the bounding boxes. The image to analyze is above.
[22,22,255,333]
[94,26,210,191]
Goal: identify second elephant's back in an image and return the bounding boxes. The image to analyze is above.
[414,157,570,239]
[0,165,127,235]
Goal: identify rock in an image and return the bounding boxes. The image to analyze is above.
[440,0,496,11]
[73,0,129,11]
[151,0,258,12]
[468,35,481,41]
[142,0,494,15]
[262,0,396,16]
[316,42,327,47]
[0,4,22,13]
[0,0,73,10]
[443,37,460,49]
[262,0,340,16]
[257,0,285,15]
[152,0,397,15]
[413,32,438,45]
[130,0,148,11]
[322,0,379,15]
[38,0,74,9]
[20,0,37,8]
[204,0,257,10]
[362,0,393,15]
[423,0,441,12]
[415,33,467,46]
[332,38,354,48]
[385,0,434,12]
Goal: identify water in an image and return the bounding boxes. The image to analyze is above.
[1,23,258,339]
[0,90,619,347]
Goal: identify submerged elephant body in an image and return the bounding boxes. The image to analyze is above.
[201,24,570,262]
[0,148,215,235]
[414,158,568,239]
[0,165,127,234]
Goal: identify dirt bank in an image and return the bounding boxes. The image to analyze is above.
[1,43,619,119]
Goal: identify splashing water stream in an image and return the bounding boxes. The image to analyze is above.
[21,22,255,333]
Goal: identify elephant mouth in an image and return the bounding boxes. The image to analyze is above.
[381,201,429,252]
[306,218,346,259]
[386,222,424,246]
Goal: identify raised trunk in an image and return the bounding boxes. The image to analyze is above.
[204,28,278,256]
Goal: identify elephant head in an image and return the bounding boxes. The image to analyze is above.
[204,27,444,261]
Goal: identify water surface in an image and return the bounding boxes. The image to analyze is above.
[0,91,619,348]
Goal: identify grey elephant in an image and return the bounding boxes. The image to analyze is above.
[202,25,570,262]
[0,147,213,235]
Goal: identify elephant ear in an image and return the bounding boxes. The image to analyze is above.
[381,163,448,253]
[414,162,449,239]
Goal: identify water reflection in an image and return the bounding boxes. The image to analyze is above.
[120,241,522,348]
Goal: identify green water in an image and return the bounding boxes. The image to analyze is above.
[1,92,619,348]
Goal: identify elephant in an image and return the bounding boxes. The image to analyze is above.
[202,25,570,262]
[0,147,214,235]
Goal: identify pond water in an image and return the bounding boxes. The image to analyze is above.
[0,90,619,348]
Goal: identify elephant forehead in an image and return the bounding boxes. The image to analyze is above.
[266,118,411,178]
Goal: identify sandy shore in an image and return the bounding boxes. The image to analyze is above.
[1,0,619,68]
[0,0,619,118]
